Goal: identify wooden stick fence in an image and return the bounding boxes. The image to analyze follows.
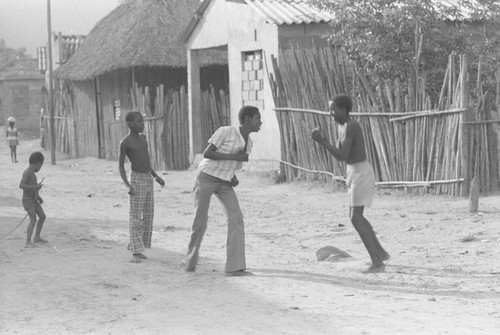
[270,47,499,196]
[42,83,77,157]
[129,84,190,170]
[200,84,230,145]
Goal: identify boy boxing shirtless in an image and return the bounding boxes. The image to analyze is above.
[311,95,389,273]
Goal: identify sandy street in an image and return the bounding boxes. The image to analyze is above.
[1,138,500,335]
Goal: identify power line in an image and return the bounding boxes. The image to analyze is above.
[69,0,89,31]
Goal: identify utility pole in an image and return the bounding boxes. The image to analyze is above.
[47,0,56,164]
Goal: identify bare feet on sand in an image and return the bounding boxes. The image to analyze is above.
[25,242,38,248]
[364,264,385,273]
[184,252,198,272]
[33,237,48,243]
[225,270,253,277]
[131,254,142,263]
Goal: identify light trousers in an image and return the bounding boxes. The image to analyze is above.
[187,171,246,272]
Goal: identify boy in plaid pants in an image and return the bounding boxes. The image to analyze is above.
[119,112,165,263]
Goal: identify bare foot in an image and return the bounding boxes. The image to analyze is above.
[380,252,390,261]
[225,270,253,277]
[185,252,198,272]
[137,253,147,259]
[25,242,38,248]
[130,254,141,263]
[33,237,48,243]
[363,263,385,273]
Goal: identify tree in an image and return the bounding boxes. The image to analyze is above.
[0,39,36,77]
[0,38,30,70]
[310,0,500,102]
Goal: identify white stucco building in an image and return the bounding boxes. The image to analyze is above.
[180,0,334,170]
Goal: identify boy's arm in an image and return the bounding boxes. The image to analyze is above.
[311,126,353,162]
[203,143,248,162]
[19,172,42,191]
[118,140,131,189]
[150,169,165,187]
[230,174,239,187]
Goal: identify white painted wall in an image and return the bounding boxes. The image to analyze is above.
[187,0,281,164]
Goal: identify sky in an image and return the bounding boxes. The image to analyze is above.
[0,0,121,57]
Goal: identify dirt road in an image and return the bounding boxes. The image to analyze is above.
[1,139,499,334]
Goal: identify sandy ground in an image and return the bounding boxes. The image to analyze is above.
[1,137,500,335]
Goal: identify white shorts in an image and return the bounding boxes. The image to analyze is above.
[346,160,375,207]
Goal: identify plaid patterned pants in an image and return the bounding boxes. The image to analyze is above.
[128,171,154,254]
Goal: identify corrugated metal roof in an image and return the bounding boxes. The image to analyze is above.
[57,35,86,64]
[243,0,334,25]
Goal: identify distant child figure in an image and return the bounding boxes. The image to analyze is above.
[19,151,47,247]
[119,111,165,263]
[311,94,389,273]
[6,116,19,163]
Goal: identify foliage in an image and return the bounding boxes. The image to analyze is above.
[310,0,500,102]
[0,38,37,77]
[0,38,29,67]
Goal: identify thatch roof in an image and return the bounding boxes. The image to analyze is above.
[55,0,223,81]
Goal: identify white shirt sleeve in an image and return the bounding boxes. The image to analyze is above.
[208,127,227,148]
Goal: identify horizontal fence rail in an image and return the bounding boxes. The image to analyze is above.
[270,47,499,196]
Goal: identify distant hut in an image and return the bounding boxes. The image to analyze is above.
[53,0,228,170]
[0,57,44,133]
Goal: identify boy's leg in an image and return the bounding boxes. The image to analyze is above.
[142,180,154,249]
[186,173,216,271]
[33,204,47,243]
[350,206,385,273]
[128,174,146,259]
[216,183,246,273]
[25,207,37,247]
[349,207,389,261]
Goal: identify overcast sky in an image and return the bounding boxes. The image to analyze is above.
[0,0,120,57]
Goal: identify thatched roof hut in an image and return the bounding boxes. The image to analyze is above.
[54,0,223,81]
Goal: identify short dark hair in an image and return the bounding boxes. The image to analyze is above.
[238,105,260,124]
[333,94,353,113]
[125,111,142,122]
[29,151,44,165]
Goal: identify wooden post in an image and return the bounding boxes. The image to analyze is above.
[94,77,102,159]
[47,0,56,164]
[188,49,202,162]
[468,176,479,212]
[73,120,78,158]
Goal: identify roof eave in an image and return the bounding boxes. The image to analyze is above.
[178,0,214,46]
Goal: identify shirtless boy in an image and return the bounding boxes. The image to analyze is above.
[311,94,389,273]
[119,111,165,263]
[19,151,46,247]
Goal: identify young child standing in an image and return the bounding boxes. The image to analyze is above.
[19,151,47,247]
[311,94,389,273]
[119,111,165,263]
[6,116,19,163]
